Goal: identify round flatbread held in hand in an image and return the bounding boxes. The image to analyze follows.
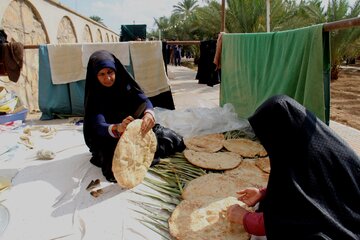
[112,119,157,189]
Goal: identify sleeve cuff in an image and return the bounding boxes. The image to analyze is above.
[108,124,121,138]
[144,109,155,120]
[243,212,266,236]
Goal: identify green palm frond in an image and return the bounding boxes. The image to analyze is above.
[131,152,207,239]
[138,220,172,240]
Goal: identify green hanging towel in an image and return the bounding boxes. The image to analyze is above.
[220,24,330,124]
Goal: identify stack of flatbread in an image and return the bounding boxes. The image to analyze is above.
[223,138,267,158]
[112,119,157,189]
[183,133,243,170]
[184,133,225,153]
[255,156,271,173]
[224,159,269,188]
[169,196,251,240]
[168,134,272,239]
[181,173,250,200]
[183,134,270,173]
[169,173,254,240]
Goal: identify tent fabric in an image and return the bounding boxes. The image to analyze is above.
[120,25,146,42]
[220,24,330,124]
[38,45,72,120]
[38,46,87,119]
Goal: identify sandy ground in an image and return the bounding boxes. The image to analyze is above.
[330,65,360,131]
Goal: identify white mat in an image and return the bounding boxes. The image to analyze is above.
[0,105,251,240]
[0,123,162,240]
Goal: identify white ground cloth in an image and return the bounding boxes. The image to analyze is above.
[0,105,249,240]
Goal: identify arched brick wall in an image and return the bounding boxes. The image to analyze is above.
[95,28,103,42]
[83,24,93,43]
[1,0,48,112]
[0,0,120,113]
[57,16,77,43]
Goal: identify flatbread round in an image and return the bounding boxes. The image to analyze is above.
[255,157,271,173]
[112,119,157,189]
[169,197,250,240]
[223,138,267,158]
[184,149,242,170]
[184,133,224,153]
[182,173,249,200]
[224,160,269,188]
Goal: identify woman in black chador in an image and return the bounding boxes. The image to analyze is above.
[83,50,185,182]
[227,95,360,239]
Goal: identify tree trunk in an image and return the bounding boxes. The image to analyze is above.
[331,64,340,81]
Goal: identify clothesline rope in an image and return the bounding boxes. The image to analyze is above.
[22,17,360,49]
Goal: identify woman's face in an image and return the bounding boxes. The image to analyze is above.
[97,68,116,87]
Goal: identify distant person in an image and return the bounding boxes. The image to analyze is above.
[227,95,360,239]
[170,44,176,65]
[174,45,181,66]
[83,50,185,182]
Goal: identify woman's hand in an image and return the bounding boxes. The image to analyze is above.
[116,116,134,135]
[227,204,249,225]
[237,187,262,207]
[141,112,155,136]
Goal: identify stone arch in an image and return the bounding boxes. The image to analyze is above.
[82,24,93,43]
[111,35,114,42]
[57,16,77,43]
[105,33,109,42]
[0,0,49,112]
[95,28,102,42]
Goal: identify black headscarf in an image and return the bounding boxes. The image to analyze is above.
[248,95,360,240]
[83,50,146,151]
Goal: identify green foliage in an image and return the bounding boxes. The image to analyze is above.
[150,0,360,79]
[89,15,105,25]
[226,0,266,33]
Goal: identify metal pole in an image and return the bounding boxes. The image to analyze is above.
[166,40,200,45]
[266,0,270,32]
[221,0,225,32]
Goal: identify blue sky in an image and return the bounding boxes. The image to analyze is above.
[58,0,357,33]
[58,0,206,33]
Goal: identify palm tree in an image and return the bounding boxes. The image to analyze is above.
[270,0,305,31]
[193,1,222,37]
[89,15,105,26]
[165,0,202,41]
[225,0,266,33]
[153,16,174,40]
[299,0,360,79]
[172,0,200,20]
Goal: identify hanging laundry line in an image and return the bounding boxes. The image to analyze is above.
[22,16,360,49]
[323,17,360,31]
